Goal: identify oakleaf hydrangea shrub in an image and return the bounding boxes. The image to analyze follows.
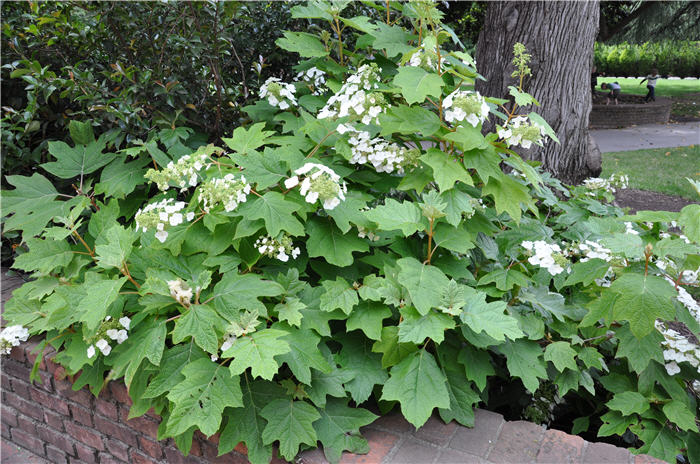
[2,2,699,463]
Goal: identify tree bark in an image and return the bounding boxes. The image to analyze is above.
[475,1,600,184]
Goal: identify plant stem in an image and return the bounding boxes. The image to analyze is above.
[121,261,141,289]
[72,231,94,256]
[306,130,336,158]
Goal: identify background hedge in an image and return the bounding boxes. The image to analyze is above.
[594,40,700,78]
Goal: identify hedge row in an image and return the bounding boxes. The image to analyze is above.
[594,40,700,78]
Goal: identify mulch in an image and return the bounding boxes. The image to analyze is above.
[614,188,698,213]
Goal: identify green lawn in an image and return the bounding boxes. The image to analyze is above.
[601,145,700,199]
[596,77,700,98]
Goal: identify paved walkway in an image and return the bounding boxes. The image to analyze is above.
[591,121,699,152]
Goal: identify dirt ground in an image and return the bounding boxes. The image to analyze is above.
[615,188,698,213]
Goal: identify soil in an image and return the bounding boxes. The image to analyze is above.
[614,188,698,213]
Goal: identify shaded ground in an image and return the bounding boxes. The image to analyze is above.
[590,121,699,152]
[615,188,697,213]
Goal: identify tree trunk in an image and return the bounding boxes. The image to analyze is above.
[475,1,601,184]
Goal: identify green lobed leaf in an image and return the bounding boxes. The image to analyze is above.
[372,326,418,369]
[238,191,305,237]
[398,307,455,345]
[41,138,111,179]
[260,399,321,461]
[346,301,392,341]
[224,329,291,380]
[381,349,450,428]
[95,224,137,270]
[497,339,547,393]
[397,257,450,315]
[609,274,676,338]
[221,122,274,155]
[420,148,473,192]
[606,391,650,416]
[275,31,329,57]
[460,288,523,342]
[219,378,284,464]
[13,237,73,274]
[319,277,358,315]
[275,325,332,385]
[166,358,243,437]
[313,398,378,464]
[364,199,425,236]
[544,341,578,372]
[392,66,444,105]
[172,304,226,355]
[306,218,369,267]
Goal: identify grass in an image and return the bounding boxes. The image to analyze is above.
[601,145,700,200]
[596,77,700,98]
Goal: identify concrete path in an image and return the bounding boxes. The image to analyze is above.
[591,121,699,152]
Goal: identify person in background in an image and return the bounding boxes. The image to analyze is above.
[601,82,621,105]
[591,66,604,94]
[640,68,661,103]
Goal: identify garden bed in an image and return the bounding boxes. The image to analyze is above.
[590,94,673,128]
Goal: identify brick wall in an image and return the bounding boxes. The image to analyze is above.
[1,338,256,464]
[590,98,672,129]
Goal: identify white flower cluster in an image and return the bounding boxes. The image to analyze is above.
[145,153,210,191]
[318,64,387,125]
[624,221,639,235]
[135,199,194,243]
[655,321,700,376]
[680,267,700,285]
[497,116,546,149]
[295,67,326,95]
[576,240,612,262]
[522,240,569,275]
[284,163,347,210]
[406,41,445,71]
[198,174,251,213]
[357,226,380,242]
[211,334,237,362]
[338,124,420,175]
[87,316,131,359]
[254,235,301,262]
[168,278,194,307]
[582,173,629,194]
[259,77,297,110]
[443,90,490,128]
[0,325,29,355]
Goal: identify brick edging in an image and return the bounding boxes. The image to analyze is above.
[590,98,672,129]
[2,337,668,464]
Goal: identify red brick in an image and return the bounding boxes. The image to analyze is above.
[110,383,132,406]
[54,378,93,407]
[536,428,585,463]
[583,442,630,464]
[1,405,19,427]
[164,446,203,464]
[3,358,30,379]
[17,414,37,434]
[94,415,137,447]
[96,398,119,420]
[30,387,70,414]
[138,436,164,459]
[234,442,247,454]
[1,371,12,390]
[37,424,76,455]
[487,421,545,464]
[1,420,10,439]
[11,377,31,397]
[105,438,130,462]
[44,409,65,431]
[46,444,69,464]
[634,454,667,464]
[34,370,54,392]
[189,438,203,457]
[130,450,160,464]
[436,448,484,463]
[338,428,399,464]
[371,412,413,433]
[98,452,126,464]
[11,427,46,456]
[9,345,26,362]
[120,408,159,438]
[70,404,93,426]
[5,391,44,420]
[53,365,68,381]
[387,440,440,464]
[74,442,98,464]
[65,421,105,451]
[412,413,458,446]
[449,408,505,457]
